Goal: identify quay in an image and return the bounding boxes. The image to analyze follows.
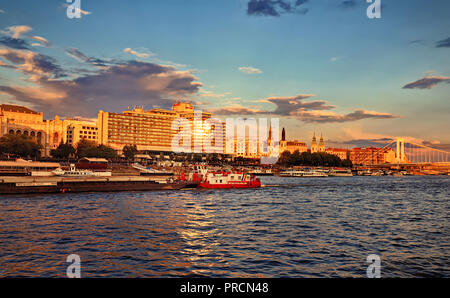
[0,175,187,195]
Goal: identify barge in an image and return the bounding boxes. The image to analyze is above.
[0,176,188,195]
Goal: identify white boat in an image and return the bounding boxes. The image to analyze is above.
[249,168,274,176]
[279,169,328,177]
[52,164,94,177]
[328,169,353,177]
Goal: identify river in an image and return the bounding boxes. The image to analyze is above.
[0,176,448,277]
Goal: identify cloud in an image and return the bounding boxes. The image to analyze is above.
[436,37,450,48]
[238,66,263,74]
[259,94,333,115]
[65,48,90,62]
[402,76,450,89]
[247,0,309,17]
[0,59,202,117]
[0,37,31,50]
[340,1,357,8]
[330,56,341,62]
[78,8,91,16]
[294,109,398,123]
[208,94,397,123]
[0,48,66,80]
[208,104,264,115]
[0,9,4,14]
[123,48,154,58]
[6,25,32,39]
[65,48,115,67]
[31,36,51,48]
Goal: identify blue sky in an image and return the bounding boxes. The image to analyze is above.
[0,0,449,148]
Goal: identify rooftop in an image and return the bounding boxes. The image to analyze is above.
[0,104,39,115]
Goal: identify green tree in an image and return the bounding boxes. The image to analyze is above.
[289,150,303,166]
[300,152,312,166]
[278,151,291,166]
[50,143,75,159]
[0,134,42,158]
[76,140,117,159]
[96,145,117,159]
[76,139,98,158]
[123,144,138,160]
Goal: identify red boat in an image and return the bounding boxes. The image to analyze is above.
[198,171,261,189]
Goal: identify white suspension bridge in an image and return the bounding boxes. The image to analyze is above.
[373,138,450,165]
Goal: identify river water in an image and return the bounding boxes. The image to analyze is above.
[0,176,448,278]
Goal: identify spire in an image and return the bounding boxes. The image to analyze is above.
[319,133,325,152]
[281,127,286,141]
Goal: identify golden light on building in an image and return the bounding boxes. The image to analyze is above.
[0,104,97,156]
[97,102,226,153]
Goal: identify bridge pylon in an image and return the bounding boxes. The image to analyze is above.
[395,137,406,163]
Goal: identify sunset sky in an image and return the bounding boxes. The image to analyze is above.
[0,0,449,149]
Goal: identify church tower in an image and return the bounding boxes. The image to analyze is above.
[319,133,325,152]
[280,127,287,152]
[311,133,318,153]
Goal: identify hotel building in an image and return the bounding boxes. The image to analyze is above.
[97,102,226,154]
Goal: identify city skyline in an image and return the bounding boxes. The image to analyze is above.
[0,0,449,150]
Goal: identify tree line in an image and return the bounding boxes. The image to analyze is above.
[0,135,124,160]
[277,150,353,168]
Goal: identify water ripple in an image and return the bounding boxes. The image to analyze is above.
[0,176,449,277]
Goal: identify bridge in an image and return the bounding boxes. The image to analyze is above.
[361,138,450,165]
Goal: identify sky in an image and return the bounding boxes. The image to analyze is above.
[0,0,449,149]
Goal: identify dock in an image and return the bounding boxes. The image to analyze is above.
[0,175,186,195]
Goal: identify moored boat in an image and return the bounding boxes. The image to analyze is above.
[52,164,94,177]
[328,169,353,177]
[279,169,328,177]
[198,171,261,189]
[0,176,190,194]
[248,168,274,176]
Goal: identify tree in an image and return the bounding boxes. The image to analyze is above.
[290,150,303,166]
[76,139,117,159]
[278,151,291,165]
[0,134,42,158]
[50,143,76,159]
[76,139,97,158]
[341,159,353,168]
[96,145,117,159]
[123,145,138,160]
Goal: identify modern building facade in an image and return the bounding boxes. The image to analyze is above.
[97,103,226,154]
[66,120,99,146]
